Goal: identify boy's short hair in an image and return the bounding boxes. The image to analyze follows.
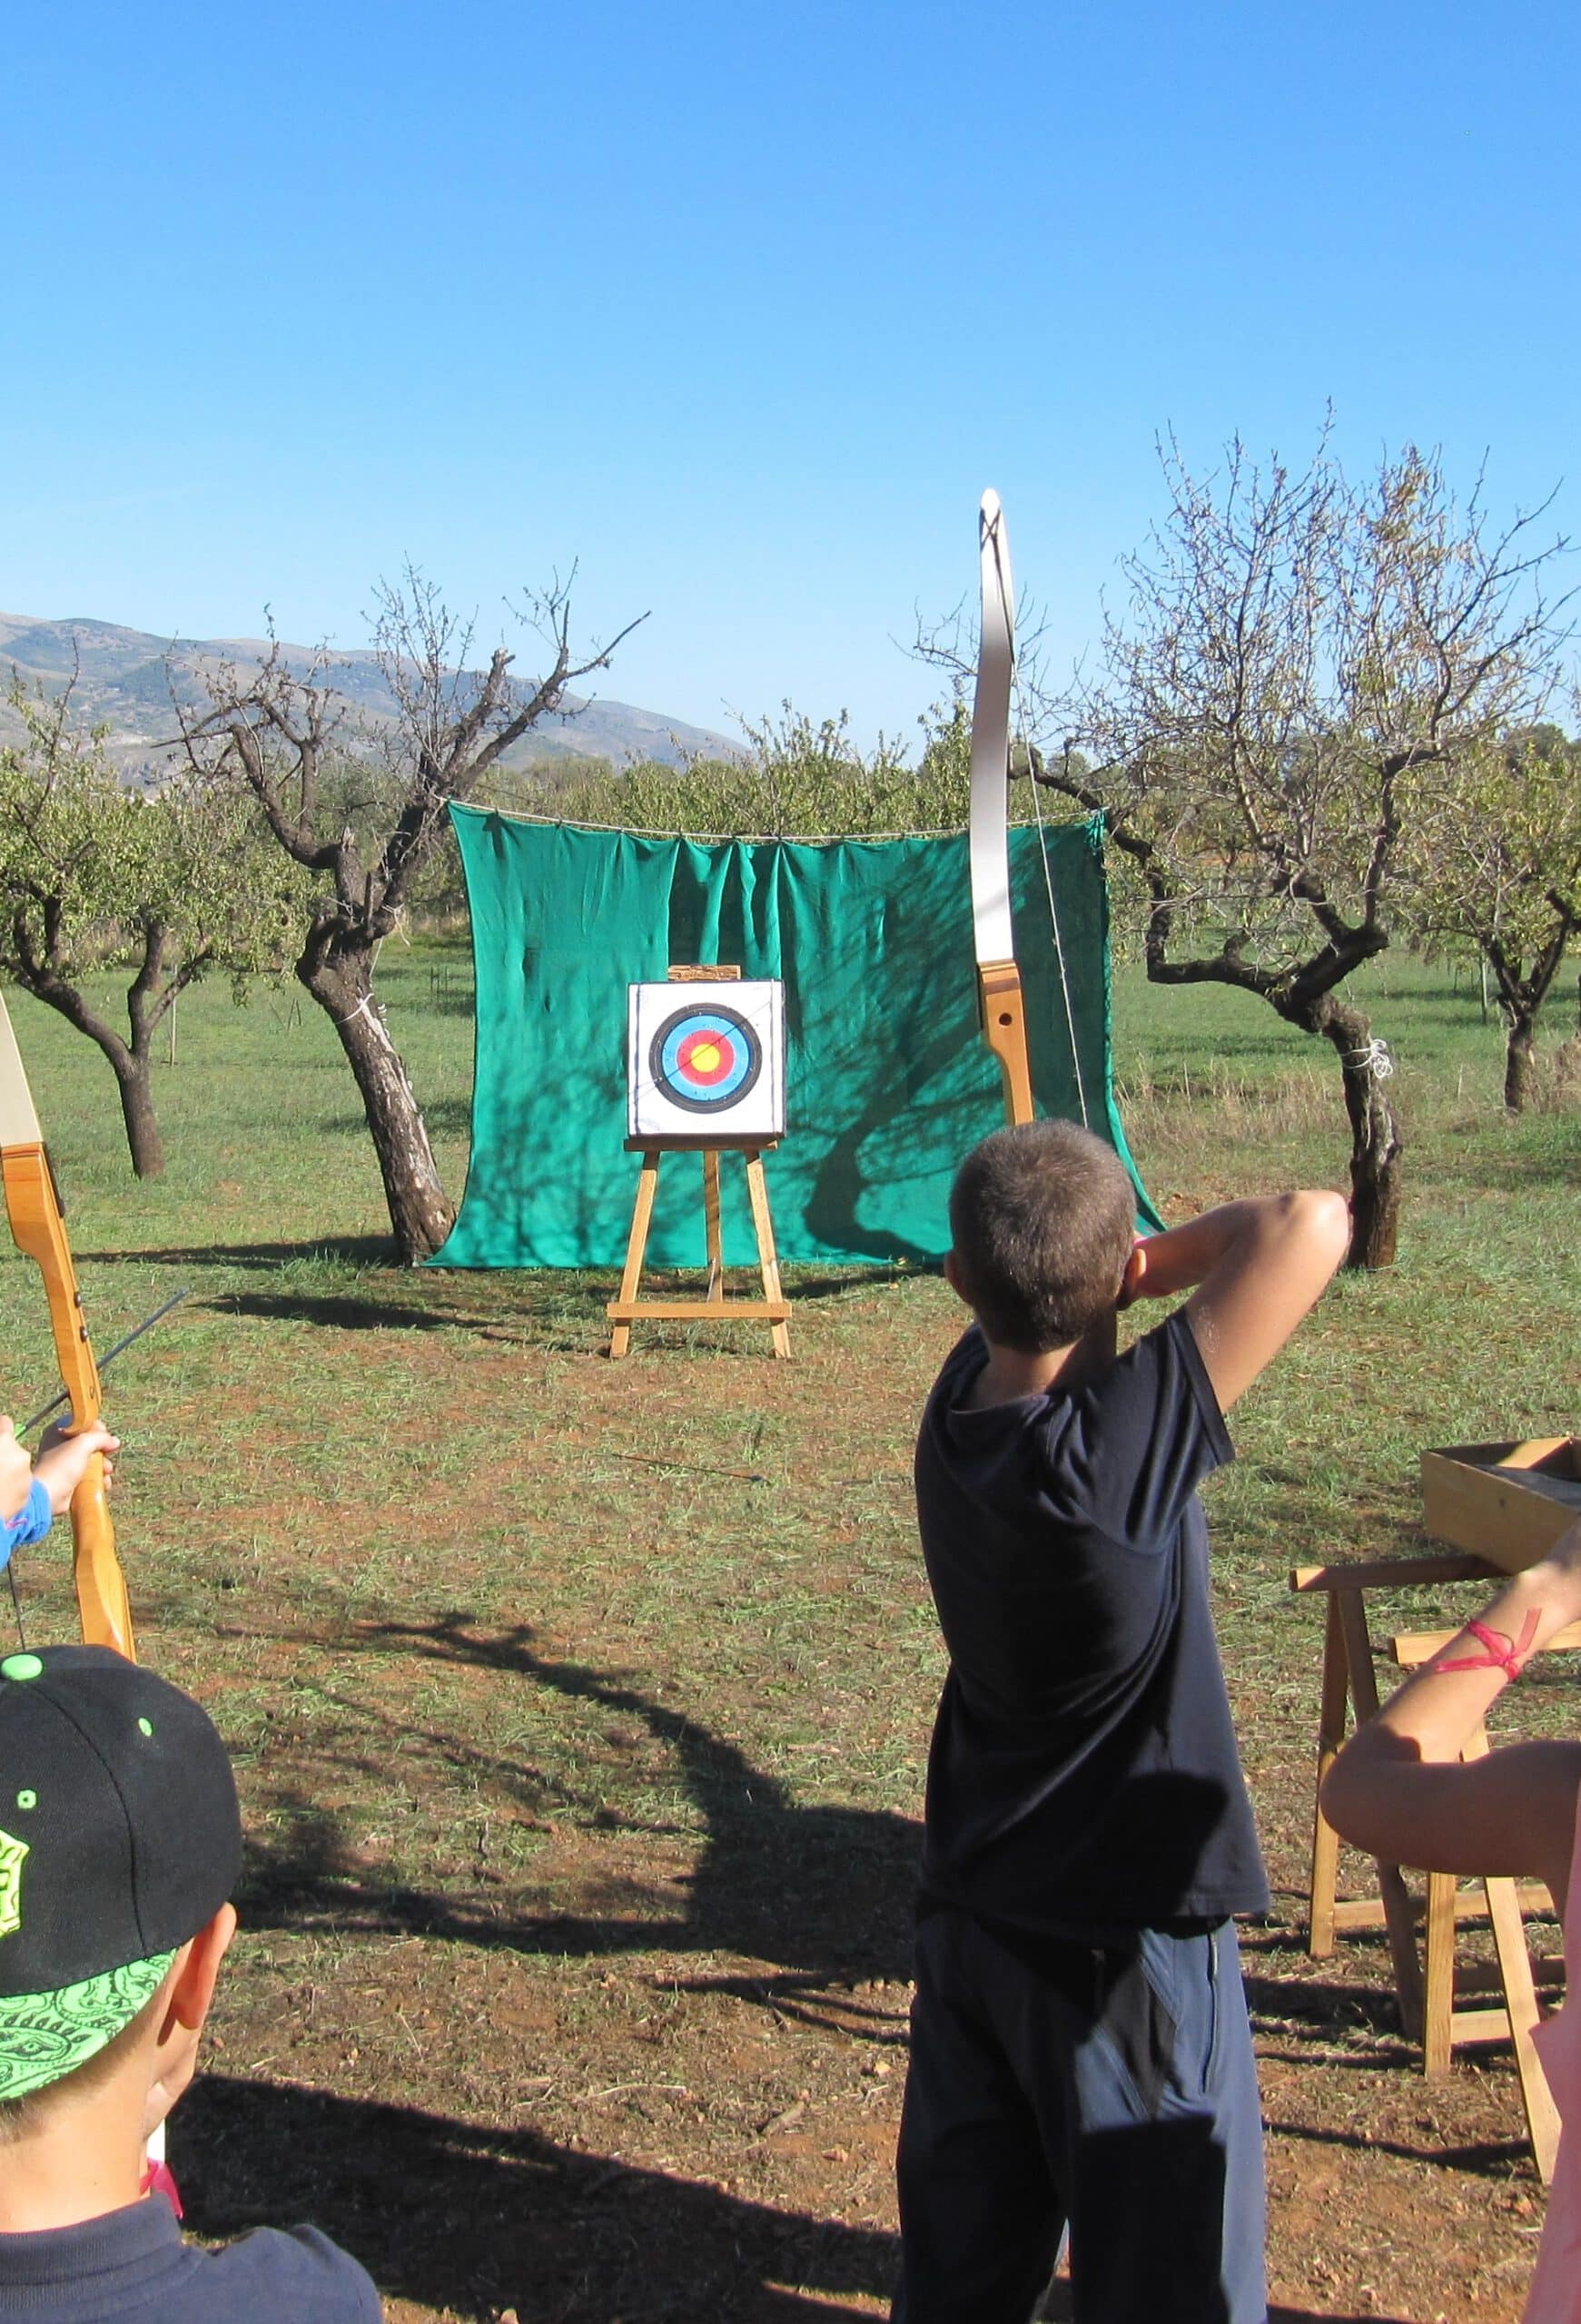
[949,1120,1136,1353]
[0,1646,241,2102]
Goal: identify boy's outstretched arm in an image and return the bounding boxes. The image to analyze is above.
[1124,1191,1349,1411]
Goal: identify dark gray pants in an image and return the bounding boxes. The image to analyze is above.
[892,1911,1267,2324]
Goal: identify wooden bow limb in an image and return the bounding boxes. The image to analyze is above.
[0,993,134,1658]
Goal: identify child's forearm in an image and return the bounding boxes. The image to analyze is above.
[1320,1533,1581,1883]
[1130,1199,1285,1301]
[1353,1551,1581,1767]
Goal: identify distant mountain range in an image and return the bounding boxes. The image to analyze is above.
[0,611,739,779]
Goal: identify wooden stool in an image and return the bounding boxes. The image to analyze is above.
[607,1138,790,1359]
[1294,1553,1573,2181]
[1382,1626,1567,2181]
[1294,1551,1503,2033]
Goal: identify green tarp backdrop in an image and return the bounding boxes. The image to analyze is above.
[431,805,1156,1271]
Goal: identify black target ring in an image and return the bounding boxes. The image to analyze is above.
[648,1001,764,1115]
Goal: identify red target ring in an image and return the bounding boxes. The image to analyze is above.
[650,1003,763,1113]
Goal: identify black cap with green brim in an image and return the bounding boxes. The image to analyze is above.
[0,1647,242,2101]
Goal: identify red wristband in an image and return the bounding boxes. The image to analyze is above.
[1433,1611,1540,1681]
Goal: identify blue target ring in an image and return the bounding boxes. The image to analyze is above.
[650,1004,763,1114]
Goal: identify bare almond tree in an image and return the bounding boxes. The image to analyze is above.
[180,567,644,1261]
[0,672,302,1177]
[1036,435,1572,1267]
[1401,724,1581,1110]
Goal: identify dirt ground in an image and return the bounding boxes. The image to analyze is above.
[179,1895,1553,2323]
[171,1604,1557,2324]
[88,1263,1570,2324]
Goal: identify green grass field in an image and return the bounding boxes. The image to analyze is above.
[2,942,1577,2322]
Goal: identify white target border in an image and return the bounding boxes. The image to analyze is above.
[627,980,786,1141]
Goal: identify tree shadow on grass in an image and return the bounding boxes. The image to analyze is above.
[180,2074,895,2322]
[240,1614,921,1999]
[79,1243,931,1344]
[81,1236,395,1271]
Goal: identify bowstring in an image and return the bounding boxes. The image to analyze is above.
[1004,592,1091,1129]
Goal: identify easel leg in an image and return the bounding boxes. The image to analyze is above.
[1484,1872,1561,2183]
[745,1149,790,1358]
[1422,1871,1457,2078]
[1309,1593,1349,1957]
[702,1150,724,1303]
[1461,1726,1561,2181]
[609,1150,661,1359]
[1338,1592,1424,2040]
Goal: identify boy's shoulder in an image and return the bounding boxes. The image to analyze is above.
[928,1306,1212,1431]
[190,2223,380,2318]
[921,1308,1230,1546]
[0,2205,380,2324]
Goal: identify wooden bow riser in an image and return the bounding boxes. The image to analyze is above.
[977,960,1034,1126]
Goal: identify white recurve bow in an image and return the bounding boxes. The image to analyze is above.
[968,490,1036,1126]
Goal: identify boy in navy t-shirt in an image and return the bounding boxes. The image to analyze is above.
[893,1121,1349,2324]
[0,1645,379,2323]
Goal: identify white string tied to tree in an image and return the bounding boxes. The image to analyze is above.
[1344,1036,1395,1081]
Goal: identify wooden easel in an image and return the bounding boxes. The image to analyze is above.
[606,1138,789,1358]
[1294,1551,1571,2181]
[607,966,790,1358]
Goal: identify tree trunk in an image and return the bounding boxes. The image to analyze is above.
[109,1049,164,1178]
[10,960,166,1179]
[1307,998,1403,1269]
[1504,1015,1538,1112]
[299,944,454,1264]
[118,922,169,1178]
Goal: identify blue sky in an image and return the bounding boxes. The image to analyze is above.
[2,0,1576,746]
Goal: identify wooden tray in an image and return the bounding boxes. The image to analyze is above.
[1420,1436,1581,1571]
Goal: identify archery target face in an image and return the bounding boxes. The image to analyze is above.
[627,982,786,1139]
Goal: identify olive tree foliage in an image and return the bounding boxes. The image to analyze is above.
[1402,724,1581,1110]
[0,675,304,1177]
[178,567,643,1262]
[550,699,975,840]
[1032,433,1572,1267]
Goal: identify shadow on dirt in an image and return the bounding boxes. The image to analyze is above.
[183,2077,1415,2324]
[182,2073,896,2321]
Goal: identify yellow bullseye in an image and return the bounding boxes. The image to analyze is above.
[689,1040,724,1075]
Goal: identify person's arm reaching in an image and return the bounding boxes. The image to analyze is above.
[1320,1522,1581,1903]
[1122,1191,1350,1411]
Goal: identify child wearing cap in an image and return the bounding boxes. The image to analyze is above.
[0,1645,380,2320]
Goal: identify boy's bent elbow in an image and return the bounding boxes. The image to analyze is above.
[1321,1717,1428,1859]
[1266,1188,1350,1292]
[1289,1188,1351,1263]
